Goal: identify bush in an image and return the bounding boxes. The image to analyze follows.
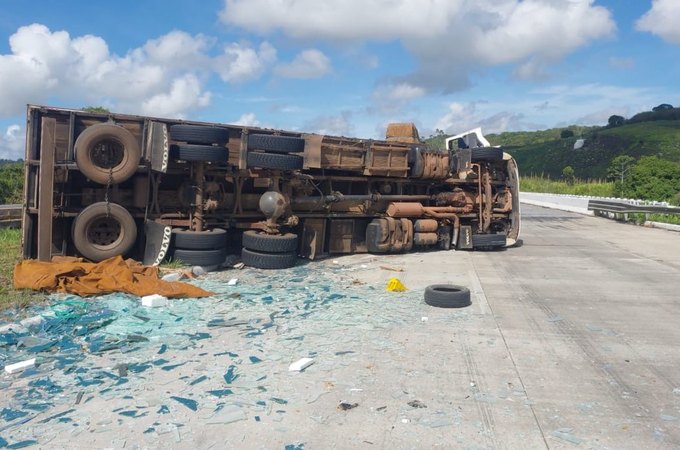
[619,156,680,202]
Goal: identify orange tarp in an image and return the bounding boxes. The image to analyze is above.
[14,255,212,298]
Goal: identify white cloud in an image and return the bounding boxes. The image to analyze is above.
[370,81,426,115]
[214,41,276,83]
[0,24,279,119]
[512,59,550,81]
[0,124,24,160]
[141,75,211,118]
[221,0,615,92]
[275,49,331,79]
[608,57,635,70]
[233,112,260,126]
[435,101,542,135]
[304,112,353,136]
[636,0,680,44]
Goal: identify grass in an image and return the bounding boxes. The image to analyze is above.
[0,228,41,312]
[520,175,615,197]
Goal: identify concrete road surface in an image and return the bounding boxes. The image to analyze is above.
[3,204,679,449]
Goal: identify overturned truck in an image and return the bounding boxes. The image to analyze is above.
[21,105,520,269]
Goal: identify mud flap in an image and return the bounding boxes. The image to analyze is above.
[147,121,169,173]
[457,225,473,250]
[143,221,172,266]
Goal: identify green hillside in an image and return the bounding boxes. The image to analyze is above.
[425,116,680,180]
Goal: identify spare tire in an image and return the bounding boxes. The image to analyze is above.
[170,124,229,145]
[170,144,228,163]
[248,134,305,154]
[241,248,297,269]
[242,231,298,253]
[172,228,228,250]
[75,123,141,184]
[169,248,227,266]
[424,284,471,308]
[72,202,137,262]
[247,152,303,170]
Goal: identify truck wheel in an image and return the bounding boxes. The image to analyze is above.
[248,134,305,154]
[169,248,228,266]
[472,233,506,249]
[170,144,228,163]
[247,152,303,170]
[424,284,471,308]
[170,124,229,145]
[471,147,503,162]
[72,202,137,262]
[241,248,297,269]
[75,123,140,184]
[172,228,228,250]
[242,230,298,253]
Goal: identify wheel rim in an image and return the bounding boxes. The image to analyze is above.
[86,216,124,250]
[90,138,125,170]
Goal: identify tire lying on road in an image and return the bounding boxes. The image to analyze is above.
[172,228,228,250]
[72,202,137,262]
[241,248,297,269]
[74,123,141,184]
[424,284,471,308]
[242,230,298,253]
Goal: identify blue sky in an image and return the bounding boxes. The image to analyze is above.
[1,0,679,159]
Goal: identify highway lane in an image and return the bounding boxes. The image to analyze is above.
[469,204,680,448]
[7,204,679,449]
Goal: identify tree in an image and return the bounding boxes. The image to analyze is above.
[82,106,110,114]
[652,103,673,112]
[607,155,635,184]
[607,115,625,127]
[560,129,574,139]
[618,156,680,201]
[562,165,575,185]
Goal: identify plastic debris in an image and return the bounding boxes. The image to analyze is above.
[227,278,238,286]
[386,278,407,292]
[338,402,358,411]
[192,266,206,276]
[20,315,44,328]
[161,272,182,282]
[289,357,315,372]
[233,262,245,269]
[141,294,168,308]
[407,400,427,408]
[4,358,36,374]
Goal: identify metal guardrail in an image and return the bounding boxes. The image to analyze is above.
[0,204,22,228]
[588,199,680,215]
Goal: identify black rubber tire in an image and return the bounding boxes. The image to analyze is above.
[72,202,137,262]
[471,147,503,162]
[170,144,228,163]
[247,152,303,170]
[242,230,298,253]
[248,134,305,154]
[75,123,141,184]
[241,248,297,269]
[170,124,229,145]
[472,233,507,249]
[172,228,228,250]
[424,284,471,308]
[169,248,227,266]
